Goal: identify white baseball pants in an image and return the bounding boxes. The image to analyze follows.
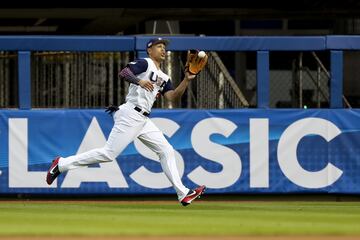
[58,102,189,200]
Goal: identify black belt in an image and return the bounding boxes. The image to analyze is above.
[134,106,150,117]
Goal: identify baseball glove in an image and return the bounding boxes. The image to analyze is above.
[185,50,208,75]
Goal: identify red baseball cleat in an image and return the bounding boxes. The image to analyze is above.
[181,185,206,206]
[46,157,61,185]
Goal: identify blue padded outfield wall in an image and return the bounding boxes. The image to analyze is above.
[0,109,360,195]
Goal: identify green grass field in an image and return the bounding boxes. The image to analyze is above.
[0,200,360,236]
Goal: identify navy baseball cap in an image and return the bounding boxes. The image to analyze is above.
[146,37,170,48]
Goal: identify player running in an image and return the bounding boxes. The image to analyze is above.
[46,37,206,206]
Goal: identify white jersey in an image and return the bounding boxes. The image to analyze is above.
[125,58,173,112]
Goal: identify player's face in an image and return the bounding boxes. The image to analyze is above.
[148,43,166,62]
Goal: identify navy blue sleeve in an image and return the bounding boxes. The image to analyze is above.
[161,79,174,95]
[127,59,148,75]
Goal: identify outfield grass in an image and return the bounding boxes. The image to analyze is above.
[0,200,360,236]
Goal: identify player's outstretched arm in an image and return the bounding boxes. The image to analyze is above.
[164,72,196,102]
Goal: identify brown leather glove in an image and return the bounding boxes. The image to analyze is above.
[184,50,208,75]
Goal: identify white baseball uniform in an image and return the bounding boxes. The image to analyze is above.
[58,57,190,200]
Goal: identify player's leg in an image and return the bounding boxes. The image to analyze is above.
[47,104,146,184]
[137,120,189,201]
[59,105,146,171]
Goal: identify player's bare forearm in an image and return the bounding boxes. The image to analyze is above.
[165,73,196,101]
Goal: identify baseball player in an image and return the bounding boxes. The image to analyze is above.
[46,37,206,206]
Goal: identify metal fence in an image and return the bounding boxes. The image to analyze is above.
[244,52,332,108]
[195,52,249,109]
[0,51,18,108]
[31,51,131,108]
[268,52,331,108]
[1,49,352,109]
[268,69,329,108]
[3,50,251,110]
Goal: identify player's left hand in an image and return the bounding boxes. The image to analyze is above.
[105,105,119,115]
[139,79,154,92]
